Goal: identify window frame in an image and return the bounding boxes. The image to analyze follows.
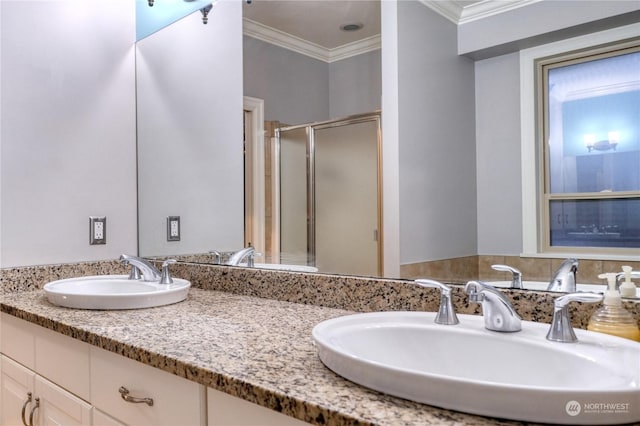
[519,24,640,260]
[536,40,640,256]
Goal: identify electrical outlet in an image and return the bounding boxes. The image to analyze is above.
[167,216,180,241]
[90,216,106,245]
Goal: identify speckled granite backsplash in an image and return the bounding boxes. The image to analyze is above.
[3,259,637,329]
[166,261,640,329]
[0,260,129,293]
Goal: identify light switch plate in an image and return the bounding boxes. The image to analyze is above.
[167,216,180,241]
[89,216,106,245]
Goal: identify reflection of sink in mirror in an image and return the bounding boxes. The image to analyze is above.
[488,280,640,297]
[313,311,640,425]
[43,275,190,310]
[240,263,319,273]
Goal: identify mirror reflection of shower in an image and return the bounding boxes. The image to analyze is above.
[273,113,382,277]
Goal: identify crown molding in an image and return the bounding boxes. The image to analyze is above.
[243,18,381,63]
[418,0,541,25]
[417,0,461,24]
[459,0,542,24]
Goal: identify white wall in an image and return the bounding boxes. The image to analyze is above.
[0,0,137,267]
[137,1,244,257]
[475,53,522,255]
[396,1,478,264]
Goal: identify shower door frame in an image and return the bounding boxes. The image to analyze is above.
[274,111,383,275]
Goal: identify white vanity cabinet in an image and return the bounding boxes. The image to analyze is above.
[0,313,204,426]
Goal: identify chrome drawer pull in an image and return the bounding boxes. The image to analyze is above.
[28,398,40,426]
[21,392,32,426]
[119,386,154,406]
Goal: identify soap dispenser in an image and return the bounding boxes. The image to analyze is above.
[587,273,640,342]
[619,265,637,298]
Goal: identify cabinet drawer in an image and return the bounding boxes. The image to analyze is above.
[90,346,203,426]
[1,313,36,369]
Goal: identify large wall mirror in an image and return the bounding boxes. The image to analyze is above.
[135,1,640,299]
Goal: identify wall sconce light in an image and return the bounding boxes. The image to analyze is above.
[200,4,213,24]
[584,131,619,152]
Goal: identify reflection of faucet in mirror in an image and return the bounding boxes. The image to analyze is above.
[491,264,522,289]
[465,281,522,332]
[547,258,578,292]
[226,247,257,267]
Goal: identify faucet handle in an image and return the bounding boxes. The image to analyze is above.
[491,264,522,289]
[415,279,459,325]
[159,259,177,284]
[127,265,142,280]
[546,292,603,343]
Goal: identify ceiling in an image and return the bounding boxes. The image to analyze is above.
[242,1,485,50]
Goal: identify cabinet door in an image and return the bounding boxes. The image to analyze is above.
[1,355,36,426]
[34,375,91,426]
[207,387,308,426]
[93,409,126,426]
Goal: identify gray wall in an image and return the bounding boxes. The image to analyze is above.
[475,53,522,255]
[329,50,382,119]
[397,1,477,264]
[0,1,137,267]
[243,36,330,125]
[243,36,381,125]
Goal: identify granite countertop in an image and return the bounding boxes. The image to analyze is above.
[0,288,526,426]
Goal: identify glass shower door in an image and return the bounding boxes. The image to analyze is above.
[313,119,380,276]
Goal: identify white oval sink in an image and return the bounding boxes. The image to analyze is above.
[43,275,190,310]
[312,311,640,425]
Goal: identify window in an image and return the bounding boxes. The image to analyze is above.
[536,39,640,254]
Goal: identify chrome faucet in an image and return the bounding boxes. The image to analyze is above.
[465,281,522,332]
[491,264,523,289]
[415,279,459,325]
[547,258,578,292]
[226,247,257,267]
[119,254,162,282]
[546,292,602,343]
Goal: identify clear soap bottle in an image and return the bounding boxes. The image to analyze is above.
[587,273,640,342]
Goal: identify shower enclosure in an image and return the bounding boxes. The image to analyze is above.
[272,113,382,277]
